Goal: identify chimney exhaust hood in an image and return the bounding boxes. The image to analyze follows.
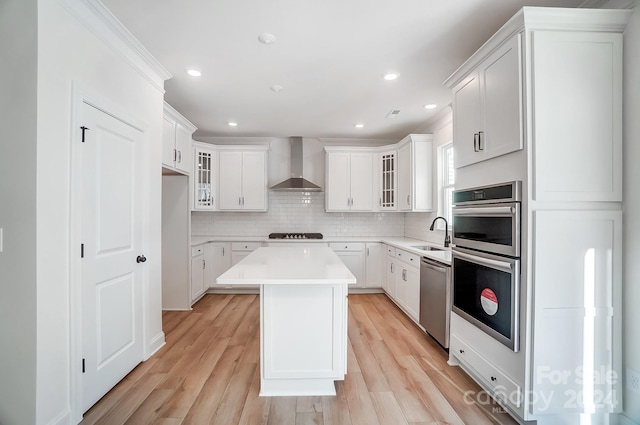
[270,137,322,192]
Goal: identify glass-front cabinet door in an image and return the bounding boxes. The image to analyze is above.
[194,146,216,210]
[379,150,397,210]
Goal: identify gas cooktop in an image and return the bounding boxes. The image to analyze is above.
[268,233,324,240]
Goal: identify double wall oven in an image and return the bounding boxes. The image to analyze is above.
[451,181,521,352]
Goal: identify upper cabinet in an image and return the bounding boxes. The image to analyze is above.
[325,150,374,211]
[379,150,397,211]
[193,142,217,211]
[218,147,268,211]
[449,35,523,169]
[163,102,196,175]
[397,134,434,212]
[324,135,433,213]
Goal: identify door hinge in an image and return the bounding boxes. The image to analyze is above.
[81,243,84,258]
[82,358,85,373]
[80,126,89,143]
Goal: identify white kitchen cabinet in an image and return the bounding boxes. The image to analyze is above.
[325,150,374,212]
[218,148,268,211]
[394,248,420,321]
[190,245,206,303]
[329,242,366,289]
[193,143,217,211]
[206,242,231,288]
[226,241,262,290]
[384,245,396,298]
[365,243,383,288]
[379,151,397,211]
[163,102,196,175]
[396,135,434,212]
[450,34,522,169]
[444,8,630,423]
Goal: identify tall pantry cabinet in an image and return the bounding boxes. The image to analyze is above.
[445,7,630,425]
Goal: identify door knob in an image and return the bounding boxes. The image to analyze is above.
[136,255,147,263]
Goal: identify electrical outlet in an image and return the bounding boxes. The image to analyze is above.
[627,368,640,393]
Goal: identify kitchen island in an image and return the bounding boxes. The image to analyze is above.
[217,246,356,396]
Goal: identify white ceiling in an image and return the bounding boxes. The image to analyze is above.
[102,0,584,140]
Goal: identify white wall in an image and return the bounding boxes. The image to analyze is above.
[0,1,38,424]
[404,107,453,244]
[30,1,166,424]
[622,5,640,422]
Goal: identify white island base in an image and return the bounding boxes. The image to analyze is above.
[217,247,355,397]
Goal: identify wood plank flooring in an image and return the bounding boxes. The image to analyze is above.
[80,294,519,425]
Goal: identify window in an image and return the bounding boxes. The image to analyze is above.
[439,142,455,229]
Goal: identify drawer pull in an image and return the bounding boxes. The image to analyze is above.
[459,349,464,354]
[491,376,497,382]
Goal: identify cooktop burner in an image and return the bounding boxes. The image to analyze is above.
[268,232,324,240]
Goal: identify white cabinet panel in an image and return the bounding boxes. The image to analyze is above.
[397,143,412,211]
[190,248,205,303]
[326,153,351,210]
[334,251,365,289]
[452,35,522,168]
[162,117,176,168]
[531,210,622,414]
[174,124,193,174]
[532,31,622,202]
[218,149,267,211]
[325,151,373,212]
[365,243,383,288]
[163,103,196,175]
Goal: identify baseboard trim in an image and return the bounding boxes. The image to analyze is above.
[147,331,165,359]
[44,408,71,425]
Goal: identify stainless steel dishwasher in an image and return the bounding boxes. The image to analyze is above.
[419,257,451,349]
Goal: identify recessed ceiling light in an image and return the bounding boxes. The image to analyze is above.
[383,72,399,81]
[187,69,202,77]
[270,85,284,92]
[424,104,437,110]
[228,122,238,127]
[354,124,364,128]
[258,33,277,45]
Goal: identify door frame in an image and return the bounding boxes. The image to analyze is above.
[69,83,152,423]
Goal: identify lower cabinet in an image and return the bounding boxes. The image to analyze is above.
[229,242,262,289]
[190,245,206,303]
[206,242,232,288]
[330,243,365,288]
[383,245,421,322]
[364,243,383,288]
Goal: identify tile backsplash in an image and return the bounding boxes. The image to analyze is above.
[192,192,405,237]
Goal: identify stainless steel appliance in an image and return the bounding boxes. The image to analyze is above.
[452,181,521,257]
[451,181,522,351]
[419,257,451,348]
[268,232,323,239]
[451,247,520,351]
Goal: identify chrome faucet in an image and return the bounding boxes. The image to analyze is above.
[429,216,450,247]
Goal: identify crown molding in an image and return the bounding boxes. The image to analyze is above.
[56,0,171,93]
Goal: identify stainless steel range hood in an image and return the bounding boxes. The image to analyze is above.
[270,137,322,192]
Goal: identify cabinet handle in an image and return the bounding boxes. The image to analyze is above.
[459,349,464,354]
[379,198,382,207]
[367,248,370,256]
[242,197,245,206]
[473,133,479,152]
[402,269,406,281]
[203,259,206,269]
[178,150,182,163]
[222,247,225,256]
[391,263,394,273]
[239,197,242,206]
[478,131,484,151]
[173,148,177,162]
[491,376,497,382]
[406,194,410,206]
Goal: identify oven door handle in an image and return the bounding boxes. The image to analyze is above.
[453,250,513,272]
[453,206,515,215]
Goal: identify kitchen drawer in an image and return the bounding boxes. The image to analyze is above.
[386,245,396,256]
[450,334,521,408]
[191,246,204,257]
[329,242,365,252]
[231,242,262,251]
[395,249,419,267]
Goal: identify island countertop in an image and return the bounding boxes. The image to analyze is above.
[216,246,357,285]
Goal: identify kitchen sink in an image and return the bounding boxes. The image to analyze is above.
[412,245,446,251]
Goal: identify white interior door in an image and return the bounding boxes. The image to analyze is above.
[80,103,144,412]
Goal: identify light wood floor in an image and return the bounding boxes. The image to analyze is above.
[80,293,519,425]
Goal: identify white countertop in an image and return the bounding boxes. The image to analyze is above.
[216,247,358,285]
[194,235,451,265]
